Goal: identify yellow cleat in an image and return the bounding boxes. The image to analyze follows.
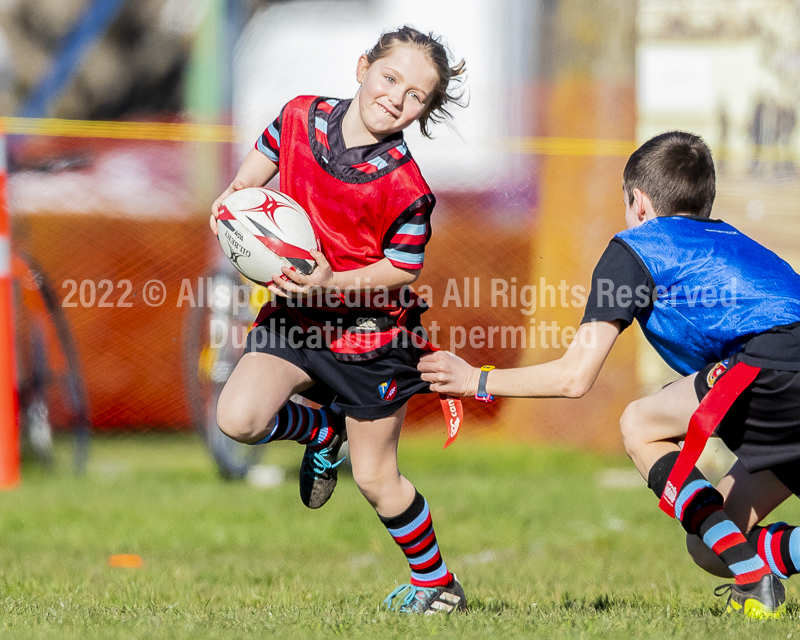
[715,574,785,619]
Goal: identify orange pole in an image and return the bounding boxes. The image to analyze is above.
[0,127,19,488]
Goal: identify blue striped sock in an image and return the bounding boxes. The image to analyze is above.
[746,523,800,579]
[379,491,453,588]
[649,453,770,585]
[252,402,334,451]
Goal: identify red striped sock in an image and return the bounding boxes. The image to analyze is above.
[379,491,453,588]
[649,453,771,586]
[697,509,771,585]
[747,523,797,579]
[253,402,335,451]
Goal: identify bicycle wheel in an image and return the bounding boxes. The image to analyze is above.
[12,251,91,472]
[183,269,264,479]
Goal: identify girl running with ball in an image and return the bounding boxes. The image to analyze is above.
[210,26,467,614]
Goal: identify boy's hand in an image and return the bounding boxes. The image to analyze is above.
[268,250,336,298]
[209,180,246,236]
[418,351,481,397]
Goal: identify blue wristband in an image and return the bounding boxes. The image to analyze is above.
[475,365,495,403]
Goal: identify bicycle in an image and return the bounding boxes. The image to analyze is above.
[12,250,91,472]
[183,265,267,479]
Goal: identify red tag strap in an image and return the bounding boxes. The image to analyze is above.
[418,336,465,448]
[659,362,760,518]
[440,395,463,448]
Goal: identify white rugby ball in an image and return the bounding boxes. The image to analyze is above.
[216,187,319,285]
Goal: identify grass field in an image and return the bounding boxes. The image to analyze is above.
[2,434,800,639]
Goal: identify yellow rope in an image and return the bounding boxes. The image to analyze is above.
[0,117,643,155]
[17,117,795,162]
[0,117,235,143]
[1,118,790,161]
[504,136,638,157]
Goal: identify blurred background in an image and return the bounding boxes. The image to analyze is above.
[3,0,800,477]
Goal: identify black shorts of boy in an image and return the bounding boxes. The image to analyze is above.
[695,322,800,495]
[244,308,432,420]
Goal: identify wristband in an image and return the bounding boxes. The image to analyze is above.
[475,365,495,403]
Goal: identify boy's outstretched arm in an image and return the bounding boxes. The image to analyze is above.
[418,320,622,399]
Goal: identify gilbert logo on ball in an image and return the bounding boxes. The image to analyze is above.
[217,188,319,285]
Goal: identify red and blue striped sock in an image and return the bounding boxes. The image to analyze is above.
[379,491,453,588]
[649,452,771,585]
[253,402,335,451]
[746,523,800,579]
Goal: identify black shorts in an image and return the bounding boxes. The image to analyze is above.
[244,308,431,420]
[695,323,800,494]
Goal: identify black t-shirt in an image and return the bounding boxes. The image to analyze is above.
[580,238,654,330]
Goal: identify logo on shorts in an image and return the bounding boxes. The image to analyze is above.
[379,379,398,401]
[707,359,730,388]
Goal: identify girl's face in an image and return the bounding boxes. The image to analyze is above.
[355,46,439,139]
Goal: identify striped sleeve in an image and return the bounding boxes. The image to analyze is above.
[254,105,286,163]
[382,195,435,270]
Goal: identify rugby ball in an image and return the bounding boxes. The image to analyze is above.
[216,187,318,285]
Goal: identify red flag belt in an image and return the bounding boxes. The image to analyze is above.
[659,362,760,518]
[415,332,464,448]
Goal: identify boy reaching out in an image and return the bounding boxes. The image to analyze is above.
[419,131,800,618]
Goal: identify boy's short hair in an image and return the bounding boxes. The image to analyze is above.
[623,131,716,218]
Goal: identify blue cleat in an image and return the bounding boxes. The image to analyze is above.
[384,575,467,614]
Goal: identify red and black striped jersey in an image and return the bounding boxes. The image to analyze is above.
[255,96,434,271]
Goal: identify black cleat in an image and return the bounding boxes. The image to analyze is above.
[299,409,346,509]
[714,573,785,619]
[384,575,467,614]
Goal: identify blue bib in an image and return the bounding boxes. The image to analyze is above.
[616,216,800,375]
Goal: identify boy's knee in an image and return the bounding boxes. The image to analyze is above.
[619,400,644,456]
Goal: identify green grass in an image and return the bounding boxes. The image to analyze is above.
[1,434,800,639]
